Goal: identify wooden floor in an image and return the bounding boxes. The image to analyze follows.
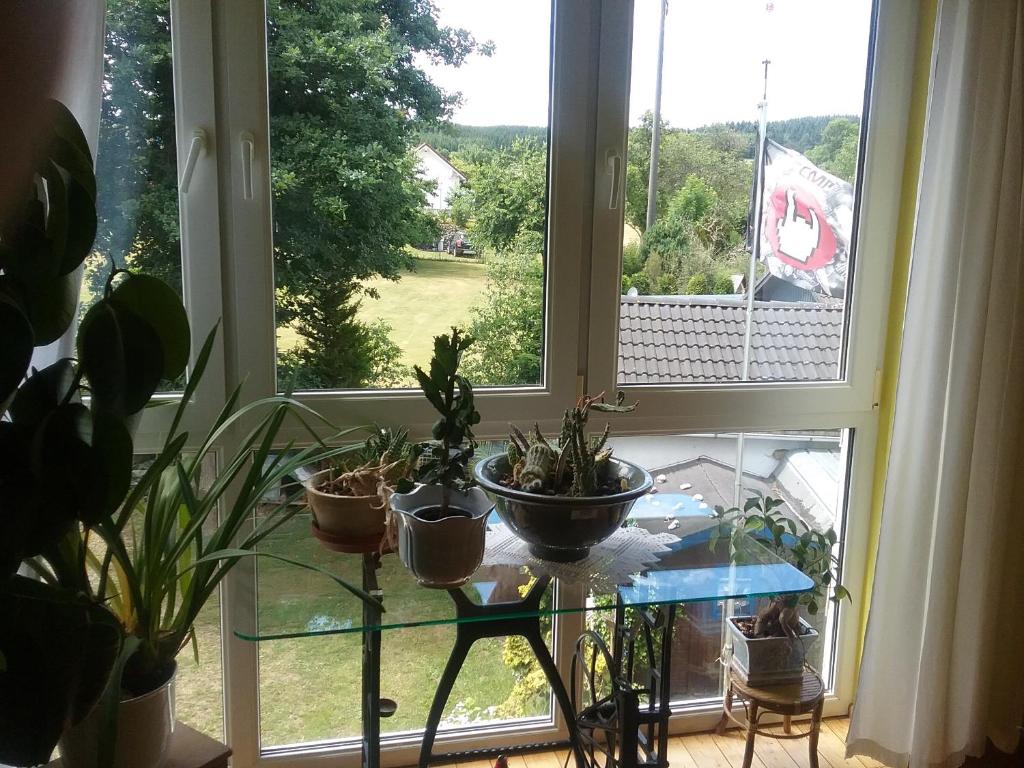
[440,718,883,768]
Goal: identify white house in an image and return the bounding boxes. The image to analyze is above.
[413,143,466,211]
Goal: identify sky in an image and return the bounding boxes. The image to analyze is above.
[418,0,874,129]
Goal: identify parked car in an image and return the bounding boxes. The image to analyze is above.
[446,231,476,257]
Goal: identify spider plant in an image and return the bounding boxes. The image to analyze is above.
[31,327,380,694]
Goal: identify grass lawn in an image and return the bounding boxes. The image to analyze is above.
[275,255,487,377]
[358,257,486,372]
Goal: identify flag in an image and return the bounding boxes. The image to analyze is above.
[755,140,854,297]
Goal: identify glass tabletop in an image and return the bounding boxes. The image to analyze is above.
[238,493,813,641]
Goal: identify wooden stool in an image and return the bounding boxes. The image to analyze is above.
[714,666,825,768]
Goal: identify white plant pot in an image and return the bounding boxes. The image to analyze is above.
[60,664,176,768]
[391,485,492,588]
[726,615,818,686]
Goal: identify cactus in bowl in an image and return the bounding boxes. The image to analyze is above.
[474,392,652,562]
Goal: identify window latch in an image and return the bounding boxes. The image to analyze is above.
[606,149,622,210]
[240,132,255,200]
[178,129,207,194]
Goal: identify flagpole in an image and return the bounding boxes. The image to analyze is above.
[734,58,770,507]
[645,0,668,230]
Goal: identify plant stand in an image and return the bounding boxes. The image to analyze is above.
[714,665,825,768]
[570,599,677,768]
[417,576,587,768]
[361,552,394,768]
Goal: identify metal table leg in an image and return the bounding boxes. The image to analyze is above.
[418,576,586,768]
[361,553,384,768]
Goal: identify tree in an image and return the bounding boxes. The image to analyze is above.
[96,0,491,388]
[450,138,547,254]
[807,117,860,182]
[462,253,544,386]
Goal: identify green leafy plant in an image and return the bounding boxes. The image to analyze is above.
[31,327,381,696]
[710,491,850,638]
[315,425,415,497]
[403,327,480,514]
[505,392,638,497]
[1,101,190,766]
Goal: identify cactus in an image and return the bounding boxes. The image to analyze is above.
[506,391,637,497]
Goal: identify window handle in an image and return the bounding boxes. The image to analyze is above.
[178,129,206,194]
[240,132,255,200]
[606,149,622,210]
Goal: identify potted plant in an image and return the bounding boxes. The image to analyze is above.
[306,426,414,553]
[43,328,379,768]
[473,392,653,562]
[0,101,187,767]
[710,491,851,686]
[390,328,493,588]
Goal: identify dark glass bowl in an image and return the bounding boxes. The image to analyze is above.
[473,454,653,562]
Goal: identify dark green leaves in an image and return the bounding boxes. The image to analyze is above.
[78,301,164,419]
[0,297,33,406]
[107,274,190,379]
[411,328,480,496]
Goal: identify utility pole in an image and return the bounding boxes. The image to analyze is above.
[645,0,668,231]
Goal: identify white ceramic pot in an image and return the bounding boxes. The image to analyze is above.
[390,485,492,588]
[60,664,176,768]
[726,615,818,686]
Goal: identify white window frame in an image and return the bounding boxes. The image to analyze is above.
[119,0,925,762]
[582,0,922,728]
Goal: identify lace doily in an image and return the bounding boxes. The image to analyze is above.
[482,525,679,591]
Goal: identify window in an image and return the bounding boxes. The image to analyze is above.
[109,0,920,762]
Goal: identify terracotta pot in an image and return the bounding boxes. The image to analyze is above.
[60,663,176,768]
[390,484,492,588]
[305,470,385,553]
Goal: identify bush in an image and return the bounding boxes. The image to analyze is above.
[654,274,679,295]
[685,273,711,295]
[712,273,736,295]
[622,242,645,276]
[622,271,652,295]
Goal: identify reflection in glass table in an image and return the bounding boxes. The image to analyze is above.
[237,494,813,768]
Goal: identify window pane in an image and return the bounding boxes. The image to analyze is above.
[619,1,873,384]
[88,2,184,388]
[255,513,551,749]
[267,0,551,391]
[608,430,847,703]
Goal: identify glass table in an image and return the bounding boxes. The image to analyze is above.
[237,494,813,768]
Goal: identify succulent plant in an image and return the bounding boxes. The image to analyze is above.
[507,392,637,497]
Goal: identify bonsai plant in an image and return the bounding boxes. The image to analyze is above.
[38,327,380,768]
[709,491,851,685]
[306,426,415,553]
[473,392,653,561]
[390,328,493,587]
[0,101,192,766]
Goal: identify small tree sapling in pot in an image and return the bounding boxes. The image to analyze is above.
[390,329,494,587]
[711,491,851,684]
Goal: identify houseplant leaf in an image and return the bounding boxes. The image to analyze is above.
[108,274,190,380]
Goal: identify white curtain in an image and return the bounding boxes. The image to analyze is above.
[847,1,1024,767]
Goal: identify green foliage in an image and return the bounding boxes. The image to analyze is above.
[416,124,547,156]
[712,273,736,295]
[684,273,710,295]
[0,102,192,767]
[462,254,544,385]
[98,0,490,388]
[449,138,547,253]
[621,242,645,277]
[709,492,851,628]
[36,328,378,694]
[409,329,481,510]
[806,117,860,183]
